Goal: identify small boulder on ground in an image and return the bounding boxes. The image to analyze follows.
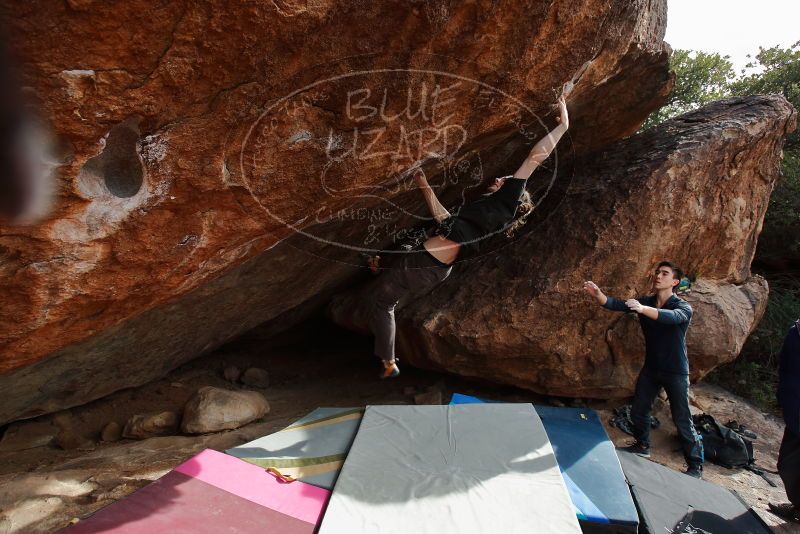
[55,429,95,450]
[241,367,269,388]
[181,386,269,434]
[51,410,74,428]
[100,421,122,442]
[50,409,95,450]
[122,411,179,440]
[223,365,241,383]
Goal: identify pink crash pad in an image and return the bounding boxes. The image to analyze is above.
[63,449,330,533]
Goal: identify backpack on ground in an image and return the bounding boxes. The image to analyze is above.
[692,413,754,469]
[692,413,778,485]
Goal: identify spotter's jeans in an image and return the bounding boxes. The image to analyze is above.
[631,369,704,467]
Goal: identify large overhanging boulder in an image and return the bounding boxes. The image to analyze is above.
[1,0,679,424]
[329,95,797,398]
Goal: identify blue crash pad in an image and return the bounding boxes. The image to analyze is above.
[450,393,638,533]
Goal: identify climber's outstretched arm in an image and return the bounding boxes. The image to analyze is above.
[513,95,570,180]
[413,169,451,223]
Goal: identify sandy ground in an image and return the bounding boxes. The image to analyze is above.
[0,318,797,533]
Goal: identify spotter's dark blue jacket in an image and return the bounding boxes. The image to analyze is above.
[603,294,693,375]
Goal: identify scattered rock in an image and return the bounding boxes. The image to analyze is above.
[223,366,241,383]
[0,420,58,452]
[100,422,122,443]
[122,411,179,440]
[548,398,567,408]
[241,367,269,388]
[51,410,96,450]
[51,410,74,429]
[55,429,95,450]
[90,482,138,504]
[181,387,269,434]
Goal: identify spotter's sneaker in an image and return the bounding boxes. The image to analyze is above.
[621,440,651,458]
[684,464,703,479]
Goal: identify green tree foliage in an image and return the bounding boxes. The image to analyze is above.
[642,50,735,129]
[731,43,800,140]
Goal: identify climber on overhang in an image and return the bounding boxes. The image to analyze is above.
[364,94,570,379]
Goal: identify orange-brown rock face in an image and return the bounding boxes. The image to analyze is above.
[1,0,675,423]
[330,95,797,398]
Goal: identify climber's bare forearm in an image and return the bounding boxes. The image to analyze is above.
[420,186,451,222]
[513,123,568,179]
[514,96,569,180]
[414,170,450,222]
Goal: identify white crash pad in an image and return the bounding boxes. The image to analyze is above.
[318,403,582,534]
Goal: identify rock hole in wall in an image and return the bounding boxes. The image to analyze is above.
[78,117,144,199]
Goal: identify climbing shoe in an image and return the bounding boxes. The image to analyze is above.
[380,359,400,379]
[359,253,381,274]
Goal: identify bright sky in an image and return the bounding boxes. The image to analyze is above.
[665,0,800,73]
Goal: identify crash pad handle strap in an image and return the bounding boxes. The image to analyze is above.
[265,467,297,483]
